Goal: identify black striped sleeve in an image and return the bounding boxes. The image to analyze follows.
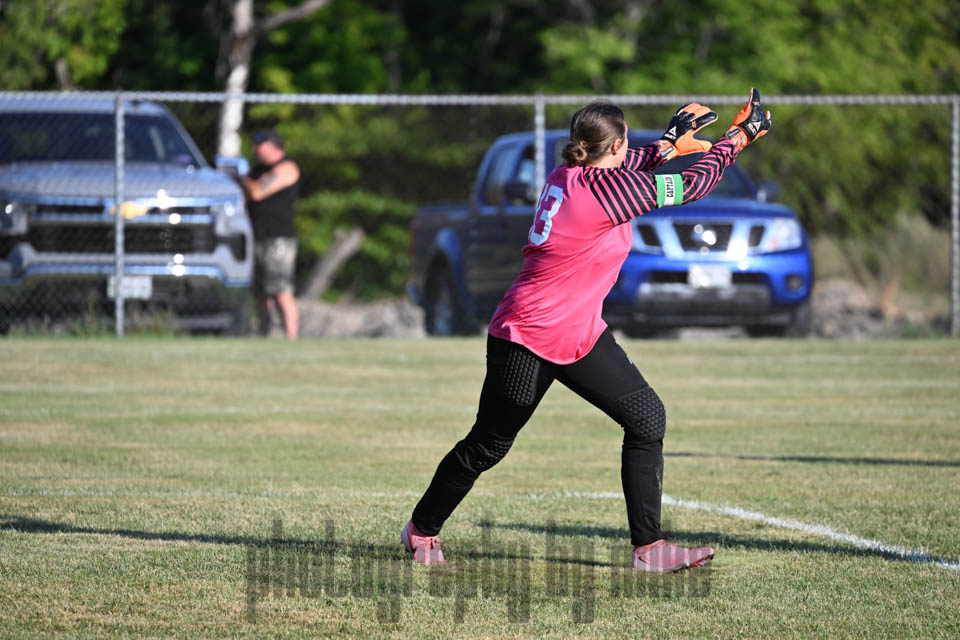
[586,139,739,226]
[622,144,666,172]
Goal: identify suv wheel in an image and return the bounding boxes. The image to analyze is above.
[424,266,473,336]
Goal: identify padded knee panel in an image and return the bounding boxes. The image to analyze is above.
[472,438,514,472]
[617,386,666,442]
[497,347,541,406]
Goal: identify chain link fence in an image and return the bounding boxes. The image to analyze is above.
[0,91,957,337]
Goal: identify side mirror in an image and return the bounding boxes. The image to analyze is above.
[215,156,250,179]
[756,180,780,202]
[504,181,536,205]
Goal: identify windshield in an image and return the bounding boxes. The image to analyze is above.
[0,112,201,166]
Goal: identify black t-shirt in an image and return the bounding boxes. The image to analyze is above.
[246,159,299,239]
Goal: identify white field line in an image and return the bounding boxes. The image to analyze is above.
[523,490,960,571]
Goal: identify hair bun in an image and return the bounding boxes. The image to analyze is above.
[562,139,590,166]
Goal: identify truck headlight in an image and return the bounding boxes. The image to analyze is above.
[758,218,802,253]
[212,199,248,235]
[0,199,32,234]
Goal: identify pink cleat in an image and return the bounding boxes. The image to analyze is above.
[401,520,447,565]
[633,539,714,572]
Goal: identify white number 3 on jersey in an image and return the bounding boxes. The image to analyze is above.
[528,184,564,245]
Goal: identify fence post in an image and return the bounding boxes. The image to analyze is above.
[114,92,125,337]
[951,97,959,338]
[534,95,546,200]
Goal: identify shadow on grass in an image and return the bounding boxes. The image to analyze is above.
[0,513,596,566]
[0,513,337,548]
[485,521,955,566]
[666,451,960,468]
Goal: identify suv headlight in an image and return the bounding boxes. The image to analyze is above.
[212,198,248,235]
[758,217,802,253]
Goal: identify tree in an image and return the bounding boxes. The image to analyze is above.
[0,0,127,90]
[217,0,333,157]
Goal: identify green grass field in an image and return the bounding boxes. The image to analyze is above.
[2,337,959,638]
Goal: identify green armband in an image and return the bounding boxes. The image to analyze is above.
[655,174,683,207]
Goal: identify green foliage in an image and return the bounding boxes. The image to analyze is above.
[0,0,127,89]
[541,24,635,92]
[98,0,222,90]
[295,189,416,297]
[256,0,404,93]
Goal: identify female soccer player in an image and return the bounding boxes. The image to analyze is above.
[403,90,772,572]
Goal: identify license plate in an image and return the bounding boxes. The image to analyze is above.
[688,264,731,288]
[108,275,153,300]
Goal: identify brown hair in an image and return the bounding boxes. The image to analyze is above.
[561,100,627,167]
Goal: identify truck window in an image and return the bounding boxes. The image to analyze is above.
[506,145,536,206]
[0,112,201,166]
[480,142,520,206]
[515,146,535,188]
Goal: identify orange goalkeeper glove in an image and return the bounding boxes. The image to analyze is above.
[724,88,772,152]
[656,103,718,160]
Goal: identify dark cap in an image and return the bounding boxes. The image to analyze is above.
[253,129,284,148]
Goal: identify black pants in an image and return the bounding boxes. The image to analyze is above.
[412,329,665,546]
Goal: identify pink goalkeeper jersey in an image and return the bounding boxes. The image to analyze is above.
[488,139,739,364]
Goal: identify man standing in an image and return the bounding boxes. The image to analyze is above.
[241,129,300,339]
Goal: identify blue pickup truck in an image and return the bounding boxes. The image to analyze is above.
[408,129,812,337]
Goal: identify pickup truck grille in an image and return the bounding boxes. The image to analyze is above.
[34,204,214,216]
[35,204,105,215]
[28,224,217,254]
[649,270,768,285]
[674,222,733,251]
[0,236,16,260]
[635,223,661,247]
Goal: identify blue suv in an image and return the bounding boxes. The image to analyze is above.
[408,129,813,337]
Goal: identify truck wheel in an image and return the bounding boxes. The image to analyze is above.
[622,323,679,339]
[747,300,812,338]
[424,266,472,336]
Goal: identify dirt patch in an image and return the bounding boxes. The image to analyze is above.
[811,278,888,338]
[296,298,425,338]
[811,278,947,338]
